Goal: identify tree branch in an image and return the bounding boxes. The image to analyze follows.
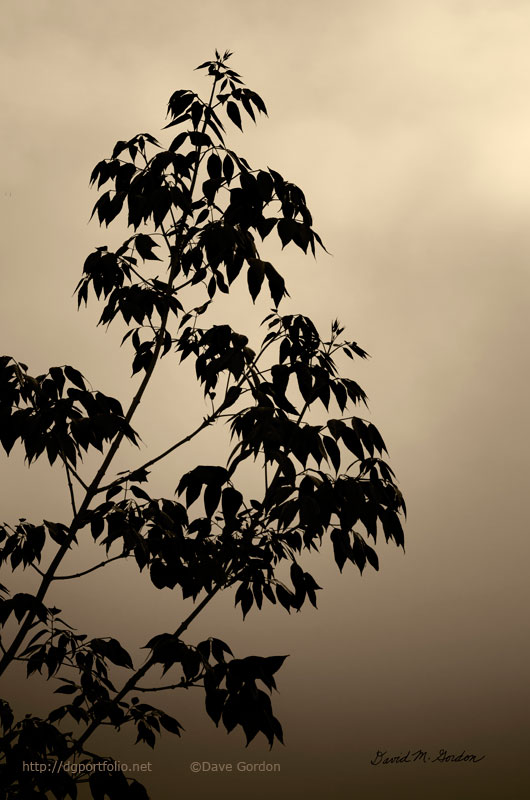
[135,679,201,692]
[0,74,221,677]
[97,328,278,495]
[97,412,219,493]
[67,466,88,491]
[67,582,222,755]
[63,457,78,516]
[52,553,131,580]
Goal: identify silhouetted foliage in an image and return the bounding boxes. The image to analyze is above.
[0,51,406,798]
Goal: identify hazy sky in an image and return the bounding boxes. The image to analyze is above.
[1,1,529,798]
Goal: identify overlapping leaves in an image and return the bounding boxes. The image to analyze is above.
[0,50,406,800]
[0,357,137,466]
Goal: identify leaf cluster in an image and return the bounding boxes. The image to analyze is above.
[0,358,137,466]
[0,51,406,800]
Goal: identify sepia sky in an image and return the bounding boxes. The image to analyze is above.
[1,1,529,797]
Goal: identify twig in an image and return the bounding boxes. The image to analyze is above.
[52,553,131,581]
[97,332,275,495]
[63,458,78,516]
[68,465,88,491]
[135,679,201,692]
[97,413,219,493]
[67,582,222,755]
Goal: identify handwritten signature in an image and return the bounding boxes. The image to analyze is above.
[370,748,485,766]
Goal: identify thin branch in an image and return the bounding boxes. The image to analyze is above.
[52,553,131,581]
[135,679,202,692]
[63,458,78,516]
[67,582,223,756]
[126,261,159,289]
[68,466,88,491]
[97,412,218,493]
[0,130,200,677]
[2,57,230,715]
[97,332,274,495]
[172,274,201,293]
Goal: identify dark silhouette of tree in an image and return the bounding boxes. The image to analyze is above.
[0,51,406,798]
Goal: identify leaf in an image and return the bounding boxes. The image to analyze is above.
[150,560,171,590]
[365,541,379,571]
[189,131,212,147]
[368,422,387,454]
[264,654,288,677]
[159,712,184,736]
[256,217,277,240]
[263,583,276,605]
[331,528,350,572]
[197,639,211,660]
[204,481,222,518]
[128,467,150,483]
[247,259,265,302]
[136,720,156,749]
[277,219,292,248]
[235,583,253,618]
[349,341,369,358]
[44,520,70,546]
[323,435,341,473]
[249,90,268,115]
[276,585,293,612]
[169,131,189,152]
[380,509,405,548]
[349,531,366,573]
[104,191,126,226]
[106,485,122,502]
[91,637,134,669]
[331,381,348,411]
[341,428,364,461]
[226,101,243,130]
[256,170,274,200]
[202,178,220,205]
[135,234,161,261]
[191,100,203,129]
[240,93,256,122]
[211,638,233,662]
[221,486,243,520]
[54,684,77,695]
[207,153,222,180]
[295,365,313,404]
[49,366,65,395]
[223,154,234,183]
[12,593,48,624]
[219,385,241,410]
[130,485,151,502]
[166,89,194,120]
[264,262,287,307]
[205,687,228,725]
[0,700,13,732]
[64,365,86,390]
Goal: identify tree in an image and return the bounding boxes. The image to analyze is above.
[0,51,406,799]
